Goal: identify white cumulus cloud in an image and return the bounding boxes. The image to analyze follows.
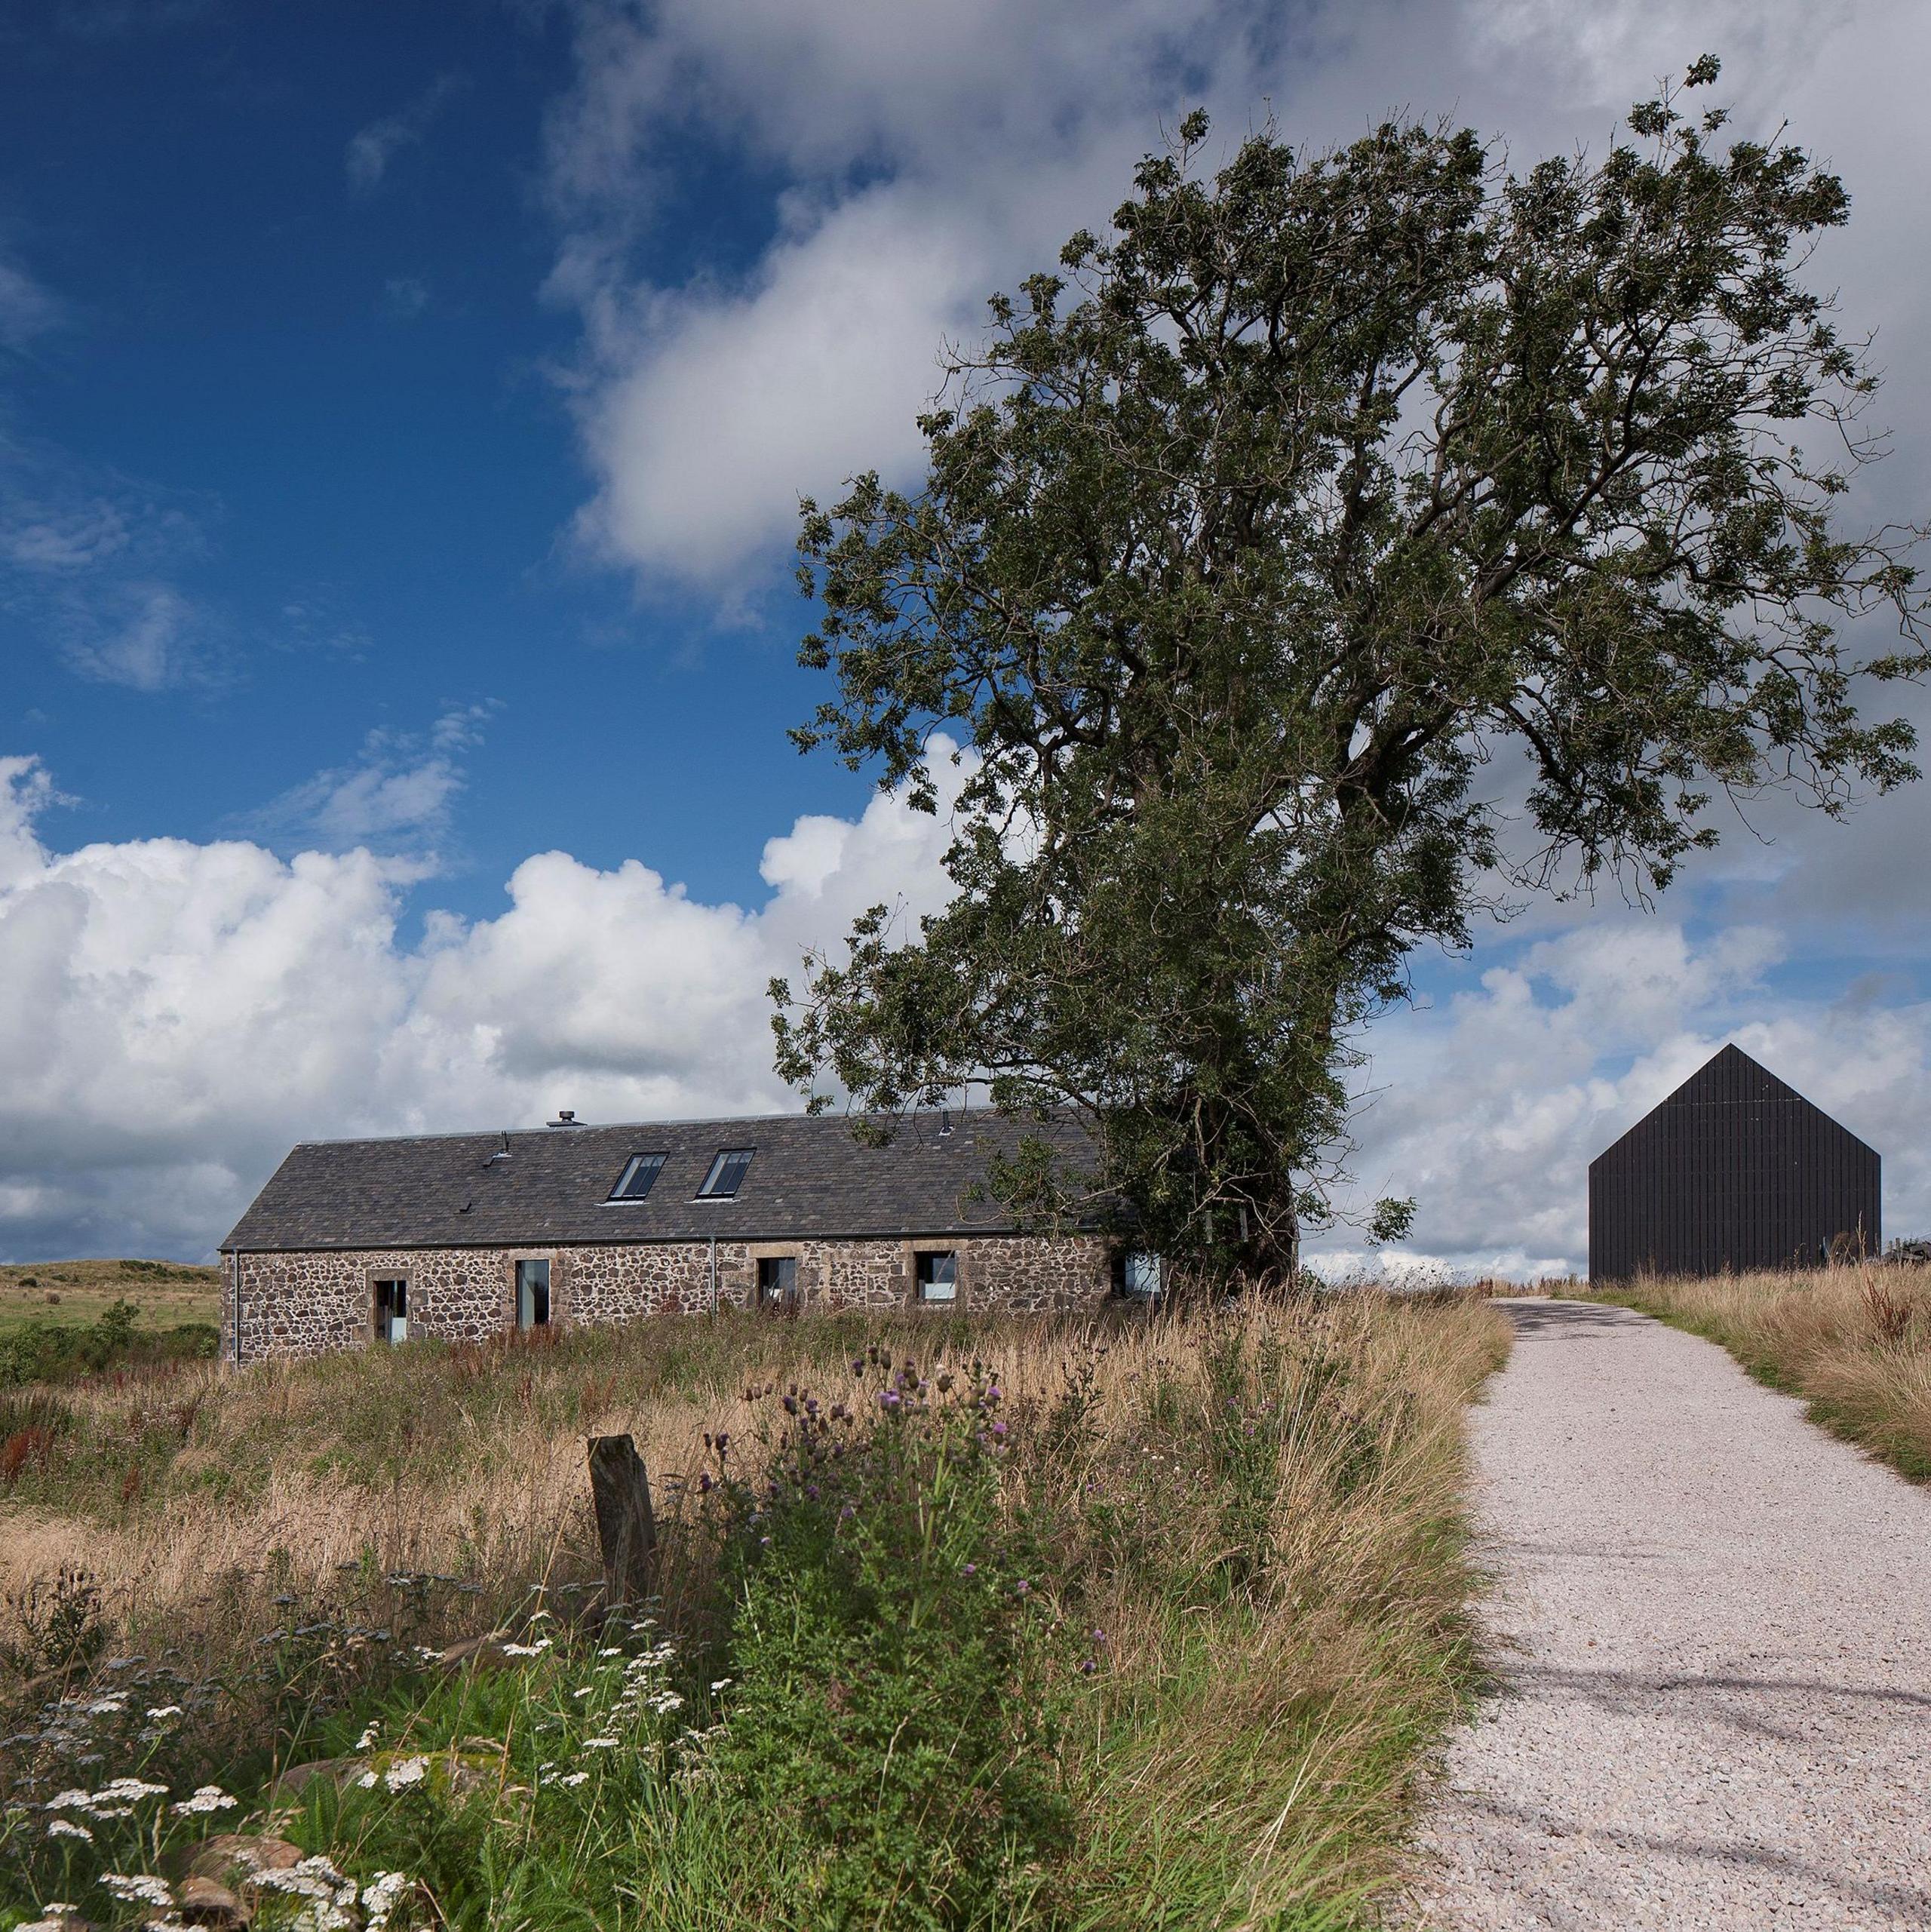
[0,743,968,1261]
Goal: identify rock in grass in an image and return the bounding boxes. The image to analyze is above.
[437,1629,520,1672]
[265,1757,367,1803]
[178,1832,306,1883]
[177,1872,251,1928]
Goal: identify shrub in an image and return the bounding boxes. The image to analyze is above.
[704,1349,1070,1928]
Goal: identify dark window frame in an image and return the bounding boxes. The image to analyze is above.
[607,1152,668,1203]
[514,1257,551,1330]
[914,1249,959,1304]
[371,1272,410,1346]
[696,1147,756,1199]
[757,1254,800,1309]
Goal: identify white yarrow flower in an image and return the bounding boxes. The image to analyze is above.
[103,1874,174,1906]
[45,1818,93,1842]
[382,1755,429,1792]
[173,1785,237,1815]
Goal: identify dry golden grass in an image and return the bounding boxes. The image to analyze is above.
[2,1292,1509,1925]
[1586,1264,1931,1482]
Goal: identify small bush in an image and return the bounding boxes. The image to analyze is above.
[705,1350,1069,1927]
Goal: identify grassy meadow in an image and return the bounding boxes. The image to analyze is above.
[0,1259,221,1336]
[0,1290,1508,1931]
[1586,1264,1931,1483]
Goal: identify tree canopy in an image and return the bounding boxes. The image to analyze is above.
[772,63,1928,1280]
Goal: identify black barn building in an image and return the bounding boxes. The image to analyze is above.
[1588,1044,1880,1281]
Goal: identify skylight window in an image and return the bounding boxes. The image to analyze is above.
[697,1148,755,1199]
[609,1152,667,1202]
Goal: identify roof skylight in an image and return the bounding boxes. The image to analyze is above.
[609,1152,668,1202]
[697,1147,755,1199]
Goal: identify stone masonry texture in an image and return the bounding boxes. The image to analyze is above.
[226,1233,1115,1362]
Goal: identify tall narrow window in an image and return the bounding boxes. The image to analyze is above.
[757,1255,798,1309]
[698,1148,754,1199]
[515,1258,551,1330]
[609,1153,666,1202]
[915,1251,957,1304]
[373,1276,408,1344]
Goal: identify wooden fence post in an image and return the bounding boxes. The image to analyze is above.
[587,1433,657,1611]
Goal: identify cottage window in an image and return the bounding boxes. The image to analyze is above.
[373,1276,408,1344]
[609,1153,667,1202]
[915,1251,957,1304]
[1113,1250,1163,1299]
[515,1258,551,1329]
[757,1255,799,1308]
[697,1148,754,1199]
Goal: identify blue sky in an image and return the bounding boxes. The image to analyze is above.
[3,0,1929,1270]
[2,1,845,914]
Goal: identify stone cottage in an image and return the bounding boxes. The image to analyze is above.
[219,1109,1150,1362]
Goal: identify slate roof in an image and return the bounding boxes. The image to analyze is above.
[220,1110,1098,1254]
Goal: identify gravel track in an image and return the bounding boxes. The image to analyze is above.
[1406,1298,1931,1930]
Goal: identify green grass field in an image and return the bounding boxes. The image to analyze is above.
[0,1258,221,1336]
[0,1292,1509,1930]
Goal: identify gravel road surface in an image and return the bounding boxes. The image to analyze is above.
[1407,1298,1931,1930]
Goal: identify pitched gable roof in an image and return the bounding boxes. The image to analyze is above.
[220,1110,1097,1253]
[1590,1043,1878,1169]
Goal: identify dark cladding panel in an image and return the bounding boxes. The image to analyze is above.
[1588,1045,1880,1280]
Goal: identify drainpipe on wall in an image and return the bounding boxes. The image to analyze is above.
[232,1250,243,1366]
[708,1233,717,1316]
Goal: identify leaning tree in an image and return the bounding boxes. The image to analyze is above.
[771,61,1927,1280]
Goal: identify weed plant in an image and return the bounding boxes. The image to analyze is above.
[0,1293,1506,1930]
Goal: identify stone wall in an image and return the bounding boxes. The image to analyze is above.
[227,1232,1116,1362]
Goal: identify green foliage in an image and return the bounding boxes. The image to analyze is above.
[705,1350,1070,1927]
[0,1300,1506,1930]
[0,1300,217,1390]
[775,62,1927,1279]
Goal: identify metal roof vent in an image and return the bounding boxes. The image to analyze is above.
[548,1109,581,1128]
[487,1131,512,1166]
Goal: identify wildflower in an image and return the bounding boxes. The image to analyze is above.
[709,1678,732,1692]
[599,1646,624,1657]
[361,1871,412,1930]
[42,1791,91,1812]
[173,1786,237,1816]
[20,1904,87,1932]
[382,1757,429,1792]
[103,1875,174,1907]
[582,1736,620,1749]
[357,1722,380,1749]
[46,1819,92,1842]
[990,1419,1008,1439]
[145,1704,183,1720]
[556,1771,589,1787]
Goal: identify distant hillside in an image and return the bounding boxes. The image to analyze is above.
[0,1258,222,1335]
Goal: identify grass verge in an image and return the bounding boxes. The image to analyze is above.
[1584,1264,1931,1482]
[0,1292,1506,1930]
